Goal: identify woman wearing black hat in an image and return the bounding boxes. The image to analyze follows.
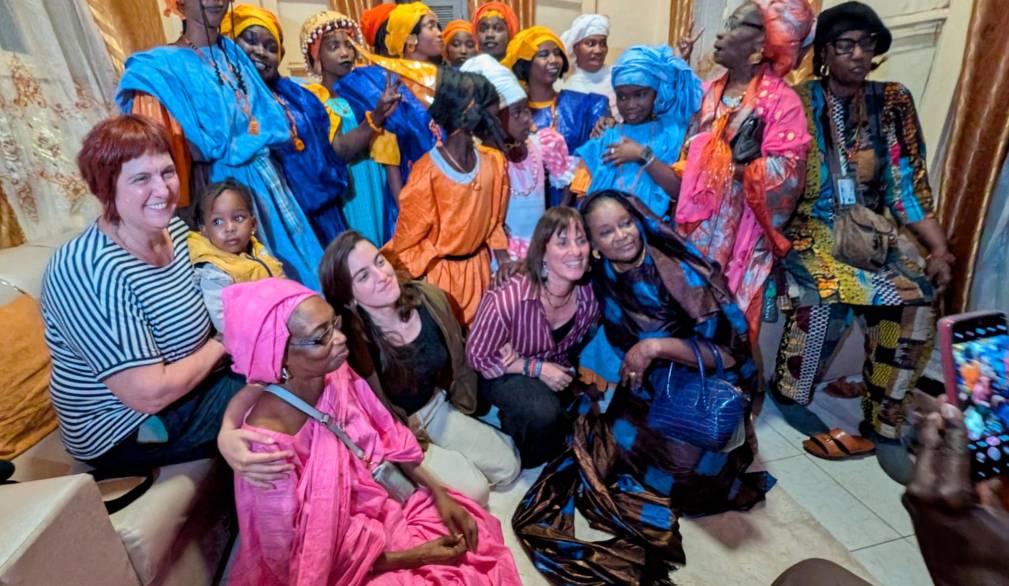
[770,1,953,484]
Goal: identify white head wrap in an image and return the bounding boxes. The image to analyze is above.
[559,14,609,56]
[460,53,526,108]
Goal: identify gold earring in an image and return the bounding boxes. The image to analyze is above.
[592,250,601,260]
[818,63,830,77]
[749,51,763,65]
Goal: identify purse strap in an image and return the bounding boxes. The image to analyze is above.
[264,384,368,463]
[664,338,727,412]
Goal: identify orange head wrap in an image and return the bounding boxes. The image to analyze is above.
[220,4,283,47]
[501,25,565,70]
[442,19,475,46]
[360,3,397,48]
[754,0,816,77]
[384,2,435,57]
[472,2,519,37]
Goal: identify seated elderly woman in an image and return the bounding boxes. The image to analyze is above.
[466,207,599,468]
[221,278,521,585]
[40,114,244,472]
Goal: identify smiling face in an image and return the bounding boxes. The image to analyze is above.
[530,41,565,87]
[713,2,765,69]
[114,151,179,233]
[615,84,656,125]
[573,34,608,73]
[201,188,256,255]
[346,239,401,311]
[181,0,227,29]
[824,29,877,87]
[543,220,590,283]
[477,16,510,60]
[446,31,476,67]
[412,13,444,60]
[285,297,349,378]
[584,197,643,264]
[318,30,357,78]
[235,25,281,83]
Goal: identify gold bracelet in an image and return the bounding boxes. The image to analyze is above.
[365,111,383,133]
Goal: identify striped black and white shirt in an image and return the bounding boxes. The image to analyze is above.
[40,217,211,460]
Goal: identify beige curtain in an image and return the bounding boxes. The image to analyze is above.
[667,0,693,48]
[0,0,115,246]
[85,0,166,75]
[938,0,1009,313]
[330,0,380,23]
[468,0,535,29]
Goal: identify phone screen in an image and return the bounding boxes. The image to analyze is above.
[950,315,1009,479]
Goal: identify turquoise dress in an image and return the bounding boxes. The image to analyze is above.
[325,96,390,246]
[117,38,323,290]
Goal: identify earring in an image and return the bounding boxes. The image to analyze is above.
[592,250,601,260]
[281,366,291,382]
[540,262,549,280]
[819,63,830,77]
[748,51,763,65]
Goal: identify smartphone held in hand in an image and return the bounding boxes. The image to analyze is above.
[938,311,1009,481]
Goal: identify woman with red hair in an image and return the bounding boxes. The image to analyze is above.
[39,114,245,473]
[674,0,815,343]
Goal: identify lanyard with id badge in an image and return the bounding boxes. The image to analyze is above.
[825,90,894,272]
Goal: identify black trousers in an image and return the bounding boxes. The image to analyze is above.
[478,374,574,469]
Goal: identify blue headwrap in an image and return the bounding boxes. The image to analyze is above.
[611,45,702,126]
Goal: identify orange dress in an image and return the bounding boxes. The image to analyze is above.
[384,146,509,325]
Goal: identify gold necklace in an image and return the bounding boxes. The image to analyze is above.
[542,283,575,309]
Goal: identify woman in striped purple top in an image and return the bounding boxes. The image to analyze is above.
[466,207,599,467]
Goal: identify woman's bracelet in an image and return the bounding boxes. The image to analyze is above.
[522,358,531,377]
[365,110,383,133]
[534,359,543,378]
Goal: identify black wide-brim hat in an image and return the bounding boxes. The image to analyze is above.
[814,1,892,56]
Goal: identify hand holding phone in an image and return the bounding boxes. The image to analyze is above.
[938,311,1009,481]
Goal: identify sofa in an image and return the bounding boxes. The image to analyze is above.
[0,232,234,586]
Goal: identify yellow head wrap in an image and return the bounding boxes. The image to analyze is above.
[384,2,435,58]
[501,26,565,69]
[220,4,283,47]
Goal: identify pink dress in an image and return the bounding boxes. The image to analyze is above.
[229,363,522,585]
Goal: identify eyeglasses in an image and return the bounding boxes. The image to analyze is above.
[830,34,878,56]
[289,316,343,347]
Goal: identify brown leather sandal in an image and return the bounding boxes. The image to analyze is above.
[803,428,876,460]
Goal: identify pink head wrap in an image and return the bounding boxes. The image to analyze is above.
[754,0,816,77]
[222,278,317,384]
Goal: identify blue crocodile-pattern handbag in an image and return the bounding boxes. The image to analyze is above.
[647,338,747,451]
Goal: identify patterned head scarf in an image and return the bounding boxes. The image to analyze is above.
[611,45,702,125]
[559,14,609,56]
[472,2,520,37]
[460,53,526,107]
[501,25,565,70]
[220,4,283,47]
[754,0,816,77]
[223,278,317,384]
[300,10,363,70]
[360,3,397,48]
[384,2,436,58]
[443,19,475,46]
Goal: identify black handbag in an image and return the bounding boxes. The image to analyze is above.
[729,113,765,165]
[647,339,747,451]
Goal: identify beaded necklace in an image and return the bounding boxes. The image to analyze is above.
[272,91,305,152]
[180,36,260,136]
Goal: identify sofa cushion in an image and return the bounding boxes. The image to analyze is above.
[0,475,140,586]
[110,458,231,585]
[0,294,57,459]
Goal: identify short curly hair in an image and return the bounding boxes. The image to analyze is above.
[77,114,173,224]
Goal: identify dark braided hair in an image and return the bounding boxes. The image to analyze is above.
[429,68,508,152]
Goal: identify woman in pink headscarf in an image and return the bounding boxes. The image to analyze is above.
[674,0,814,345]
[221,278,521,585]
